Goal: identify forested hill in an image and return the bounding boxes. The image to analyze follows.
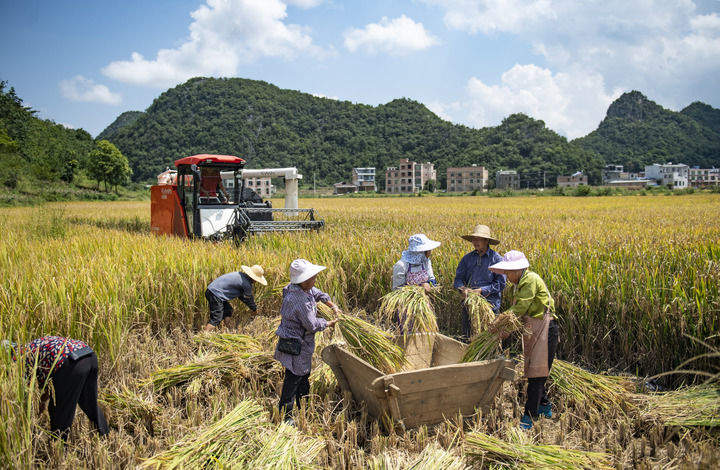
[97,111,143,141]
[573,91,720,172]
[100,77,600,186]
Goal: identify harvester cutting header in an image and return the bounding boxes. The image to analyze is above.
[150,154,323,241]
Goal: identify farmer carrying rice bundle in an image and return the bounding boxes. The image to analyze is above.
[391,233,441,292]
[489,250,559,430]
[274,259,339,424]
[453,224,506,339]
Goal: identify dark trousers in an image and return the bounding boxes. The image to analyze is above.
[278,368,310,419]
[50,353,109,438]
[524,319,559,418]
[206,289,233,326]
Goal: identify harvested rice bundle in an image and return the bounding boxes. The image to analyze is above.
[638,384,720,427]
[142,353,250,392]
[101,386,159,418]
[310,363,337,396]
[139,399,324,469]
[461,312,523,363]
[464,291,495,338]
[193,332,261,353]
[377,285,438,335]
[465,428,612,469]
[318,304,406,374]
[367,444,466,470]
[549,359,636,413]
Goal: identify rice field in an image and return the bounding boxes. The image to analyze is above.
[1,194,719,468]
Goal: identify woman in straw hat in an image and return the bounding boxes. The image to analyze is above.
[202,264,267,332]
[392,233,441,293]
[453,224,506,339]
[489,250,559,430]
[274,259,340,424]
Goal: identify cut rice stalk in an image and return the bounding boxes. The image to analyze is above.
[366,444,466,470]
[377,285,438,336]
[549,359,636,413]
[461,312,522,363]
[100,385,159,421]
[637,384,720,427]
[464,291,495,339]
[465,428,613,469]
[193,332,261,353]
[141,352,253,392]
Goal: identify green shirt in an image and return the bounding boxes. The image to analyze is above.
[509,270,555,318]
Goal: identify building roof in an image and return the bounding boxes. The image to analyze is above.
[174,154,246,166]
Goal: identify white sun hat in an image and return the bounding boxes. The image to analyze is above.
[489,250,530,272]
[289,258,327,284]
[407,233,441,252]
[241,264,268,286]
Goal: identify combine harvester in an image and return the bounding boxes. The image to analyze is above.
[150,154,323,241]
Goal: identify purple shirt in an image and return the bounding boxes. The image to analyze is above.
[274,283,330,375]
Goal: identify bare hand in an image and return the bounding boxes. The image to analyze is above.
[421,282,432,293]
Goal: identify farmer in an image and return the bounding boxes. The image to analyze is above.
[202,264,267,332]
[453,224,506,338]
[392,233,441,292]
[274,259,339,424]
[2,336,109,440]
[489,250,559,430]
[199,166,230,202]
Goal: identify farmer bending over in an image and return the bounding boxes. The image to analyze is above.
[489,251,559,430]
[274,259,339,425]
[203,264,267,332]
[3,336,109,440]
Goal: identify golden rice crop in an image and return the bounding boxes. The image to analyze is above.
[549,359,637,413]
[636,384,720,427]
[377,285,438,335]
[464,291,495,338]
[461,312,522,362]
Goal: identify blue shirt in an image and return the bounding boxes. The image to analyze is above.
[453,249,506,312]
[274,283,331,376]
[207,272,257,310]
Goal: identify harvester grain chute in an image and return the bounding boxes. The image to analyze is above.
[150,154,323,241]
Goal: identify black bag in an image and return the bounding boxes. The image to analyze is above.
[69,346,94,361]
[277,337,301,356]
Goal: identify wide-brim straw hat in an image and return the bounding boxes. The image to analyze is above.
[461,224,500,244]
[489,250,529,272]
[407,233,441,252]
[289,258,327,284]
[241,264,268,285]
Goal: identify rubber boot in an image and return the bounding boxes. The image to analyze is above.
[520,414,533,430]
[538,403,552,419]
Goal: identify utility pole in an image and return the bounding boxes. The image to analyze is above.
[543,171,546,189]
[313,172,316,196]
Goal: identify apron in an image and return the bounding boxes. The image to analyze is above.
[405,265,430,286]
[522,310,552,378]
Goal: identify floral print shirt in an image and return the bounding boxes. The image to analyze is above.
[21,336,88,386]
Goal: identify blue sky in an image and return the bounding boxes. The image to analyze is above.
[1,0,719,138]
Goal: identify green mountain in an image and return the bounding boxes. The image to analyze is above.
[573,91,720,171]
[100,77,600,186]
[97,111,144,141]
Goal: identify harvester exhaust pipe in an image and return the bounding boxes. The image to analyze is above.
[241,167,302,209]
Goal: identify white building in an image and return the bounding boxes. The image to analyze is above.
[352,167,376,191]
[644,163,689,189]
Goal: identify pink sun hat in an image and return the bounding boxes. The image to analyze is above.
[489,250,530,272]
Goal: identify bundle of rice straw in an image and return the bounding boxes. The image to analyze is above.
[318,304,406,374]
[193,332,261,353]
[366,444,466,470]
[138,399,324,469]
[377,285,438,335]
[637,384,720,427]
[101,386,159,421]
[549,359,636,413]
[464,291,495,338]
[142,352,259,392]
[465,428,612,469]
[310,363,338,396]
[461,312,523,363]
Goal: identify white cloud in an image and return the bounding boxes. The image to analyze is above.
[59,76,122,105]
[344,15,439,55]
[425,100,461,121]
[102,0,326,87]
[312,93,339,100]
[464,64,620,138]
[285,0,324,8]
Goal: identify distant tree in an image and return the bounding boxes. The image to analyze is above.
[88,140,131,192]
[424,179,437,192]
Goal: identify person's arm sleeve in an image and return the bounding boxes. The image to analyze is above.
[427,259,437,286]
[509,278,537,317]
[483,269,506,297]
[311,288,331,304]
[453,257,467,289]
[392,262,407,290]
[297,303,328,333]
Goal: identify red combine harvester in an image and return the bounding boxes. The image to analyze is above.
[150,154,323,241]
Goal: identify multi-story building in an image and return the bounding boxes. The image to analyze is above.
[352,167,376,191]
[446,164,488,192]
[688,167,720,187]
[644,163,689,189]
[495,170,520,190]
[385,158,436,193]
[602,164,625,184]
[556,171,588,188]
[224,176,275,198]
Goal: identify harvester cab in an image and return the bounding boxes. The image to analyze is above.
[150,154,323,241]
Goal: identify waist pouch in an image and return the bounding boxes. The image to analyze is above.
[69,346,94,361]
[277,337,301,356]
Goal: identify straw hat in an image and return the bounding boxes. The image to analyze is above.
[289,258,326,284]
[407,233,441,252]
[241,264,268,285]
[461,224,500,245]
[489,250,529,272]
